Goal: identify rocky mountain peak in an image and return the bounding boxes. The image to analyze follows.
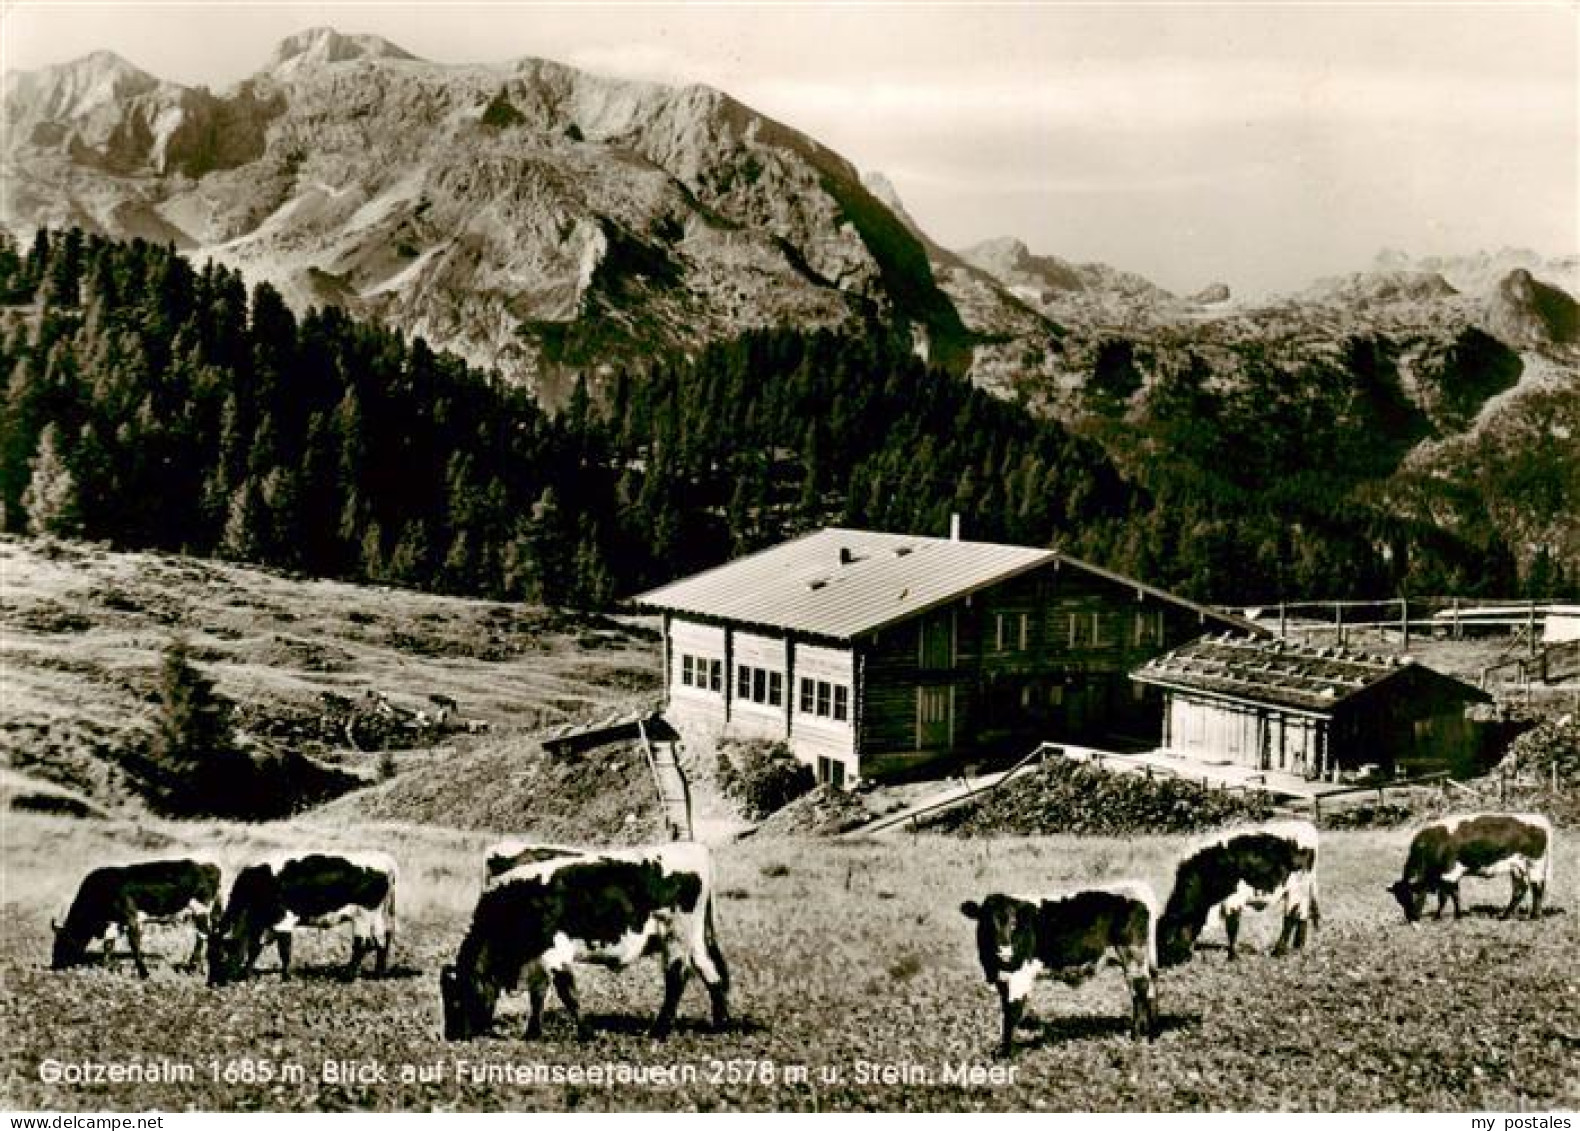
[1483,267,1578,348]
[266,27,420,77]
[962,236,1033,273]
[2,49,161,120]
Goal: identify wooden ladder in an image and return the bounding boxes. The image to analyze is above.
[638,719,694,841]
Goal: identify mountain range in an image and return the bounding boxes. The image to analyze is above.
[3,28,1576,579]
[6,28,1574,402]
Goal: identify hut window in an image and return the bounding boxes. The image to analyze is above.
[798,677,850,721]
[918,686,950,724]
[1069,612,1093,648]
[1018,612,1030,650]
[680,654,721,693]
[736,664,783,707]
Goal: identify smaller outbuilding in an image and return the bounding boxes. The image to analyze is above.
[1130,634,1495,781]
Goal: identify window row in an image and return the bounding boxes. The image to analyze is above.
[988,608,1166,652]
[799,677,849,721]
[736,664,784,707]
[677,654,850,722]
[679,653,722,692]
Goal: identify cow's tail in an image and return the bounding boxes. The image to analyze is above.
[691,847,730,993]
[384,862,399,929]
[704,900,731,990]
[1537,820,1554,892]
[376,859,398,964]
[1131,881,1160,973]
[1307,833,1322,929]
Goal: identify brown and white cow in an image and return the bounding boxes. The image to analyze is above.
[52,858,222,978]
[441,841,730,1041]
[1389,813,1552,923]
[208,850,397,984]
[1158,820,1321,966]
[960,882,1159,1055]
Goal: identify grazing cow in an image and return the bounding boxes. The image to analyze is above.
[208,850,397,985]
[1389,813,1552,923]
[440,841,730,1041]
[960,883,1159,1055]
[52,858,222,978]
[481,839,584,881]
[1157,820,1320,966]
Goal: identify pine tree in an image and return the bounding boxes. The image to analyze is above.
[146,636,250,816]
[21,423,81,536]
[387,520,432,586]
[219,478,269,561]
[570,518,614,609]
[360,520,387,581]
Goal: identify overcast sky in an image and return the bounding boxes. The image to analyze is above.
[4,1,1575,296]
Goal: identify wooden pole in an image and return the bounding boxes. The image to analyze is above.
[1279,602,1287,638]
[1335,602,1345,646]
[1452,596,1461,640]
[1400,597,1409,649]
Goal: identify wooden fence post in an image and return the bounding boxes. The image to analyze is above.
[1399,597,1409,648]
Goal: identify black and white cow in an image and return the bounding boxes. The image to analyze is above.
[52,858,222,978]
[1389,812,1552,922]
[440,841,730,1041]
[960,883,1159,1055]
[481,839,583,881]
[208,850,397,985]
[1157,820,1320,966]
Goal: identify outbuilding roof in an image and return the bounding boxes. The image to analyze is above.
[1131,633,1491,715]
[635,527,1250,642]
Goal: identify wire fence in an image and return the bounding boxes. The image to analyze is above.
[1219,597,1575,646]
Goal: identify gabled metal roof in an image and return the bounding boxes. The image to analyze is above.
[634,527,1253,643]
[1131,633,1491,715]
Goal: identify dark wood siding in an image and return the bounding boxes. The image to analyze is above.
[853,560,1238,772]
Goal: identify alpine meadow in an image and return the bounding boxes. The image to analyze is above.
[2,14,1578,1117]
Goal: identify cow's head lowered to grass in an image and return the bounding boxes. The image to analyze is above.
[52,860,222,978]
[440,954,501,1041]
[1387,877,1428,923]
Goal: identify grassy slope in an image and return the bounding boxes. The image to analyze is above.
[3,813,1576,1112]
[322,735,664,843]
[0,536,661,811]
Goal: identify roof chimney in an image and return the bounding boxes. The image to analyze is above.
[839,547,854,565]
[950,513,961,541]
